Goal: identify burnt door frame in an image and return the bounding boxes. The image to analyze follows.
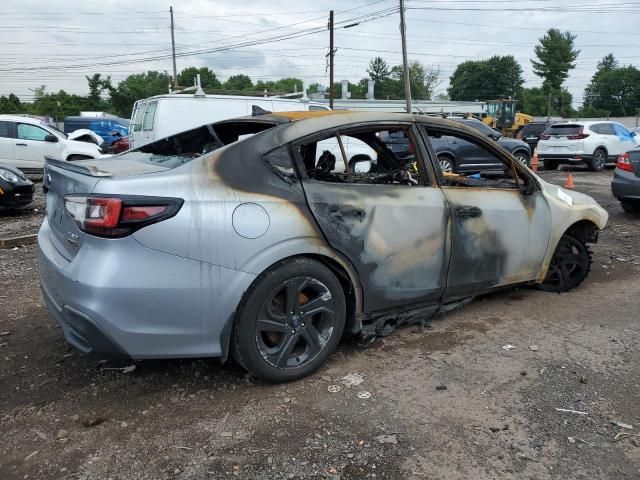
[291,122,451,314]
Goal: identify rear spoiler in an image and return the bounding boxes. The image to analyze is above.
[45,157,112,178]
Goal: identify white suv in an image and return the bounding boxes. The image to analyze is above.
[0,115,106,171]
[537,121,640,171]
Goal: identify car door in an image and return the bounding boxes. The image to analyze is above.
[0,121,14,164]
[420,124,552,301]
[294,123,450,313]
[14,123,62,169]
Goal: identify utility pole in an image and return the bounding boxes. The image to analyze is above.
[170,6,178,88]
[328,10,334,109]
[399,0,412,113]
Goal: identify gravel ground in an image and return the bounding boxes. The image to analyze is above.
[0,168,639,479]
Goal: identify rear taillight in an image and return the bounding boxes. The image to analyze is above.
[567,127,589,140]
[616,152,634,172]
[64,195,183,238]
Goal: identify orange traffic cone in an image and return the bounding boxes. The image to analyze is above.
[564,173,575,189]
[531,149,539,172]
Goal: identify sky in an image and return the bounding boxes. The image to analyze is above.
[1,0,639,109]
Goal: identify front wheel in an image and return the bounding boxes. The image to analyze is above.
[538,235,592,293]
[232,258,346,382]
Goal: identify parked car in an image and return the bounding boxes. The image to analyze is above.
[0,115,106,171]
[537,121,640,171]
[63,116,130,146]
[129,94,330,149]
[433,117,531,172]
[107,132,130,154]
[0,161,34,209]
[39,111,607,382]
[612,147,640,213]
[517,120,555,153]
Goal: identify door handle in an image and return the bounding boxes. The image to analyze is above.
[455,206,482,218]
[16,143,27,146]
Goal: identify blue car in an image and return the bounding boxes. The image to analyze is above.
[63,116,129,145]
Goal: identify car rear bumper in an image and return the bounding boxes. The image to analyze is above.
[38,217,257,359]
[537,153,592,162]
[612,168,640,201]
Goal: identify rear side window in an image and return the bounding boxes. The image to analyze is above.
[0,121,11,138]
[599,123,615,135]
[547,124,582,136]
[589,124,601,134]
[142,101,157,131]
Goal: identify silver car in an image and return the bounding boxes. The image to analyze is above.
[38,112,608,382]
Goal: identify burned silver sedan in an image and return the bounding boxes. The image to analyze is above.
[38,112,608,382]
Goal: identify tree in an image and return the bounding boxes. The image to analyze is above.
[389,62,440,101]
[177,66,221,89]
[367,57,390,82]
[0,93,25,114]
[86,74,112,111]
[109,71,172,117]
[582,55,640,116]
[520,86,576,117]
[448,56,524,101]
[531,29,579,115]
[223,74,253,91]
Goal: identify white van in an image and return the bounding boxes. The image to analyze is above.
[129,94,330,149]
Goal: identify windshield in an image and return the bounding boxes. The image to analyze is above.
[460,119,497,137]
[547,124,582,136]
[45,123,67,139]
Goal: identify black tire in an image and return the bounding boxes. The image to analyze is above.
[513,151,530,167]
[620,200,640,213]
[538,235,592,293]
[543,159,559,171]
[438,155,455,173]
[232,258,346,383]
[588,148,607,171]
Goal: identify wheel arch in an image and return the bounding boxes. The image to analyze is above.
[220,249,364,361]
[563,219,600,245]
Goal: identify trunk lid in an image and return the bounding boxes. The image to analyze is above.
[43,159,103,261]
[542,124,583,153]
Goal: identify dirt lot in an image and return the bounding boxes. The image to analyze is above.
[1,168,639,479]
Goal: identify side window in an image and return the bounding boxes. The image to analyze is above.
[263,146,299,185]
[17,123,49,141]
[296,126,424,186]
[0,121,11,138]
[132,102,145,132]
[613,124,631,137]
[599,123,615,135]
[142,101,157,131]
[589,124,601,134]
[425,127,521,190]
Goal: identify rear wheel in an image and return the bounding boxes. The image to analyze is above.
[543,159,559,171]
[232,258,346,383]
[588,148,606,171]
[538,235,591,293]
[513,151,529,166]
[438,155,455,173]
[620,200,640,213]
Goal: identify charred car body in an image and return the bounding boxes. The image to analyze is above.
[38,112,608,382]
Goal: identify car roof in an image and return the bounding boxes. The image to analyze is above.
[0,114,51,125]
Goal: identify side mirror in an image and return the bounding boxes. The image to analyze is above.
[44,134,59,143]
[631,131,636,137]
[352,159,372,173]
[489,133,500,141]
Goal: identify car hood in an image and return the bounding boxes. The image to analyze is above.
[0,162,27,179]
[67,129,104,146]
[497,137,529,150]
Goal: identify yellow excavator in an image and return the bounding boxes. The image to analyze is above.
[481,99,532,137]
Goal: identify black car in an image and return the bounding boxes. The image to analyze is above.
[0,162,35,209]
[612,147,640,213]
[517,121,555,152]
[429,118,531,173]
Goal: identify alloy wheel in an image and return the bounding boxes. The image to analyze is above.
[439,157,453,173]
[514,153,528,165]
[539,236,591,292]
[255,276,336,369]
